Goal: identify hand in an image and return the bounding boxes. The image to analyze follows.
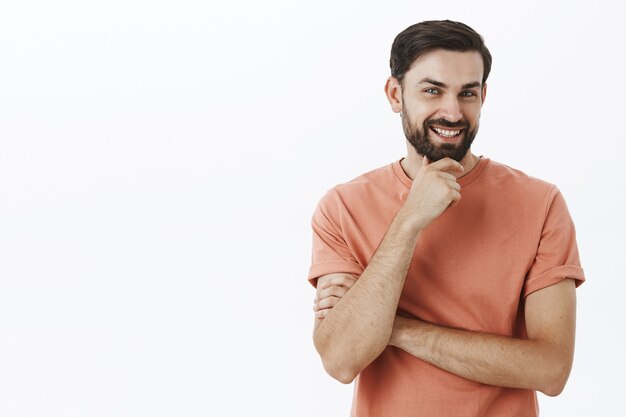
[313,274,357,319]
[401,156,464,230]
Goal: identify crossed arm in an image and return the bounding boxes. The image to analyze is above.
[390,278,576,396]
[312,208,423,384]
[312,158,578,394]
[314,272,577,396]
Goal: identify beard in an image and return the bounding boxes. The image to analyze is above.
[401,112,478,163]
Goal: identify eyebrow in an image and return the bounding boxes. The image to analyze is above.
[418,78,481,89]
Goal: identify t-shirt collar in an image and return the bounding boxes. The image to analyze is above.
[392,156,489,189]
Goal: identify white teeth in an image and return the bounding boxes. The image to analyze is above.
[433,127,461,137]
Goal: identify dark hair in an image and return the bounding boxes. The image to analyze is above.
[390,20,492,88]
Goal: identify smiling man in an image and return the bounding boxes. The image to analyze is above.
[308,20,585,416]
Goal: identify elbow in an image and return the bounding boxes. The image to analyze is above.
[313,321,389,384]
[539,358,573,397]
[541,374,568,397]
[541,380,566,397]
[315,342,359,384]
[322,360,358,384]
[314,334,360,384]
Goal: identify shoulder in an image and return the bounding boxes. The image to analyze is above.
[483,159,558,203]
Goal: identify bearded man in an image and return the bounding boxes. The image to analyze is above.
[308,20,585,417]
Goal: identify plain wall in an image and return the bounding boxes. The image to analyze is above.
[0,0,623,416]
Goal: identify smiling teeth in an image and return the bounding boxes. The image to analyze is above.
[433,127,461,137]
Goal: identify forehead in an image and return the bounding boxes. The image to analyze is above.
[405,49,484,86]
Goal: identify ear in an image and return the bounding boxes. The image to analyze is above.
[481,83,487,105]
[384,76,403,114]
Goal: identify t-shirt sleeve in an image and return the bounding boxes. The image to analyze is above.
[307,190,364,288]
[523,187,585,298]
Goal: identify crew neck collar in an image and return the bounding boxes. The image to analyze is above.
[392,156,489,189]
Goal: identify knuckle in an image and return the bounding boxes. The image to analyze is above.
[333,277,346,285]
[328,284,341,293]
[323,297,337,308]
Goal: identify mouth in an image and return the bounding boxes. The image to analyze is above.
[429,126,464,143]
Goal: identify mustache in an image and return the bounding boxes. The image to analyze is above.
[425,118,469,129]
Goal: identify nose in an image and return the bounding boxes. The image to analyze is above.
[438,95,463,122]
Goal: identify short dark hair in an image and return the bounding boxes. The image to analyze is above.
[390,20,492,88]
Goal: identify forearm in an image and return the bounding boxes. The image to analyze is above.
[390,317,572,395]
[314,208,421,383]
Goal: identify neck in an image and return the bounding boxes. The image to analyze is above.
[400,148,480,181]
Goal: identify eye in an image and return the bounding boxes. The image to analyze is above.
[425,88,439,94]
[460,91,477,97]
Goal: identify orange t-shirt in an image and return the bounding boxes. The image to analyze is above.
[308,157,585,417]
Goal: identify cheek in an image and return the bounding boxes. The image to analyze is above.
[415,110,438,126]
[405,97,437,119]
[464,104,482,121]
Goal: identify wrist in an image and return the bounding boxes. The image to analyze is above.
[389,316,409,348]
[394,206,427,234]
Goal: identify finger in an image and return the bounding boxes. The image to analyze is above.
[313,296,340,311]
[316,285,348,302]
[446,180,461,192]
[437,171,457,182]
[318,275,356,290]
[423,155,430,166]
[429,157,464,173]
[315,309,330,319]
[448,190,462,207]
[318,275,357,291]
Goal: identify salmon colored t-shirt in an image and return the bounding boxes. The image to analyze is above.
[308,156,585,417]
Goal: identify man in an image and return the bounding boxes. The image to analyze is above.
[308,20,584,416]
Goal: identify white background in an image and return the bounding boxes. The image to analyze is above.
[0,0,624,416]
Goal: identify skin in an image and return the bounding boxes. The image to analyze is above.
[312,49,577,396]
